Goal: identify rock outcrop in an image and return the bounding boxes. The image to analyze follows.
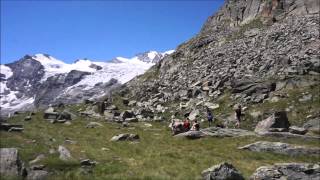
[124,0,320,119]
[239,141,320,156]
[202,127,256,137]
[58,145,72,161]
[250,163,320,180]
[202,162,244,180]
[255,111,290,133]
[175,127,255,139]
[0,148,26,177]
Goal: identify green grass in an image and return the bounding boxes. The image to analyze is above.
[1,110,319,180]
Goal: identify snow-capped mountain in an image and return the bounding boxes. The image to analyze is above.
[0,50,174,116]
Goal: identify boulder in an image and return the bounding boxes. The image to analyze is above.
[153,116,164,122]
[250,163,320,180]
[239,141,320,156]
[122,122,129,127]
[174,127,255,139]
[86,122,103,128]
[299,94,312,102]
[24,116,32,121]
[255,111,290,134]
[202,162,244,180]
[188,109,200,121]
[58,145,72,161]
[44,107,70,120]
[44,107,55,113]
[80,159,96,166]
[27,170,48,180]
[110,133,140,142]
[43,112,59,120]
[257,131,320,140]
[58,111,72,120]
[204,102,220,110]
[128,101,137,106]
[8,127,24,132]
[174,131,205,139]
[0,123,23,132]
[0,148,25,177]
[105,105,118,110]
[202,127,255,137]
[120,110,134,121]
[29,154,45,165]
[289,126,308,135]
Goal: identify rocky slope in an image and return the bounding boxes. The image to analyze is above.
[0,51,173,116]
[123,0,319,116]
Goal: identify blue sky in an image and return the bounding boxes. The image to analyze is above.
[1,0,224,64]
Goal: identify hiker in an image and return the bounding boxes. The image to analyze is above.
[191,120,200,131]
[183,118,191,131]
[170,119,184,135]
[235,104,241,128]
[206,107,214,127]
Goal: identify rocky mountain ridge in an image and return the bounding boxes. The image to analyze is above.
[123,0,319,115]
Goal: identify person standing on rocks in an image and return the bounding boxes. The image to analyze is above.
[235,104,242,128]
[206,107,214,127]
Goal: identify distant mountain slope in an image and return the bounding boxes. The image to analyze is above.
[0,50,174,116]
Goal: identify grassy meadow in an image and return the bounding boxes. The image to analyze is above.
[1,109,319,180]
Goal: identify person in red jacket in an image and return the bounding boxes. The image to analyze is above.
[183,118,191,131]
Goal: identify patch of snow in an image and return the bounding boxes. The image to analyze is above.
[162,50,175,56]
[147,51,158,59]
[0,65,13,79]
[1,96,34,112]
[32,54,108,81]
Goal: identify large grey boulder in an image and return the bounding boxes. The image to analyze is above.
[202,162,244,180]
[257,131,320,140]
[250,163,320,180]
[255,111,290,134]
[174,131,205,139]
[58,145,72,161]
[175,127,255,139]
[202,127,255,137]
[0,148,25,177]
[239,141,320,156]
[289,126,308,135]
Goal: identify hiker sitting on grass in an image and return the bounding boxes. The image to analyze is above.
[183,118,191,131]
[191,120,200,131]
[170,119,184,135]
